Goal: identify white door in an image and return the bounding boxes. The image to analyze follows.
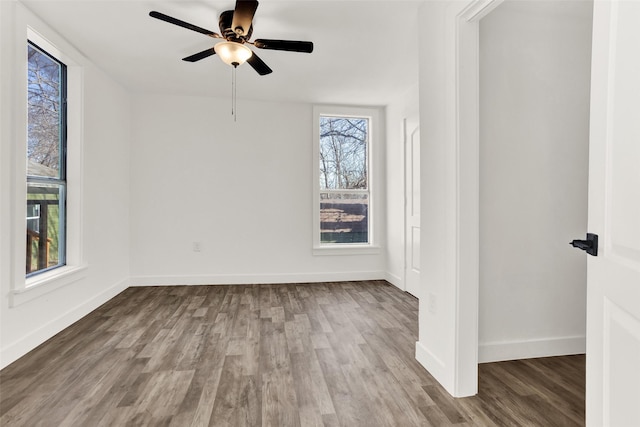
[586,1,640,425]
[404,117,421,297]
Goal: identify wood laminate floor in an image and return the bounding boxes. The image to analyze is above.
[0,281,585,426]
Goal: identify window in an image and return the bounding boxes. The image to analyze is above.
[314,105,380,252]
[319,115,369,244]
[26,41,67,276]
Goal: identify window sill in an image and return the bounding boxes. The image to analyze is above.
[313,245,381,256]
[11,265,88,307]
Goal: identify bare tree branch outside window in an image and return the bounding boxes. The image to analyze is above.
[319,117,367,190]
[28,44,62,174]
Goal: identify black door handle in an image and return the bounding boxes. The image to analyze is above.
[570,233,598,256]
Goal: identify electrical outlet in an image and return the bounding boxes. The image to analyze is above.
[192,242,202,252]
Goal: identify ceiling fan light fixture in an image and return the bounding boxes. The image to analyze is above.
[214,41,252,67]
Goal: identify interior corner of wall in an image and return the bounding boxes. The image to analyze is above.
[385,272,403,290]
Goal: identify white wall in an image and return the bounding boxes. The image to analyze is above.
[385,86,419,289]
[0,2,131,368]
[416,0,468,395]
[129,95,387,285]
[478,0,592,362]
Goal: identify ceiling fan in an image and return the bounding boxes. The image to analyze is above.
[149,0,314,75]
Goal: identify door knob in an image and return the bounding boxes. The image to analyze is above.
[570,233,598,256]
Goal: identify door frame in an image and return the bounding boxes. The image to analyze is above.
[415,0,503,397]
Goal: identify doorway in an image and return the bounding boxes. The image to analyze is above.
[477,0,592,363]
[413,0,593,398]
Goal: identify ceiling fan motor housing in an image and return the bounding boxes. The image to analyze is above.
[219,10,252,42]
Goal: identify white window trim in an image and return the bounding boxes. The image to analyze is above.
[12,265,88,306]
[10,5,85,305]
[312,105,381,256]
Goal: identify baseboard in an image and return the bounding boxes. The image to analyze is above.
[0,277,129,370]
[415,340,455,395]
[385,272,404,290]
[478,335,586,363]
[130,271,387,286]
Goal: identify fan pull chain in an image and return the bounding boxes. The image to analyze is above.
[231,64,238,122]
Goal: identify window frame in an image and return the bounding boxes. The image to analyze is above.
[313,105,381,255]
[9,9,86,306]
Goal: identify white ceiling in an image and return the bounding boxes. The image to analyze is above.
[22,0,421,105]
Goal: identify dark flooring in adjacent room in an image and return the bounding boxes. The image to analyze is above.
[0,281,585,426]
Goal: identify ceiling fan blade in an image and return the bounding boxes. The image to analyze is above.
[253,39,314,53]
[149,11,221,38]
[246,51,272,75]
[231,1,259,37]
[182,48,216,62]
